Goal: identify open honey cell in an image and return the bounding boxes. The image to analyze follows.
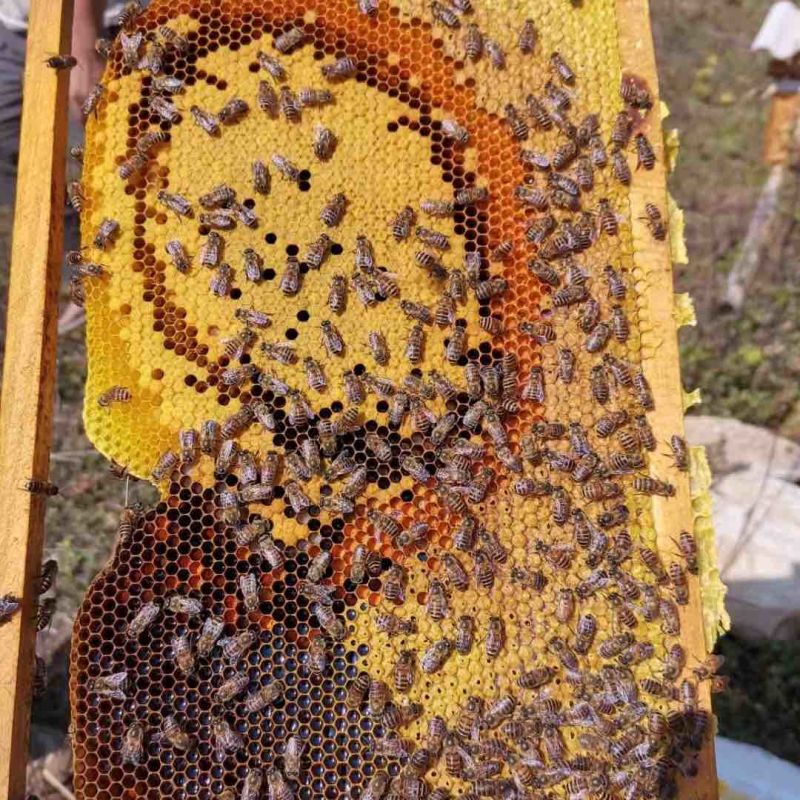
[70,1,723,799]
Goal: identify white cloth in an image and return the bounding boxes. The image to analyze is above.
[0,0,28,33]
[752,1,800,60]
[717,737,800,799]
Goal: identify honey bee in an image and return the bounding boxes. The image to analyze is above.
[91,217,119,250]
[514,186,549,213]
[156,190,192,218]
[235,572,259,611]
[431,0,460,27]
[81,83,104,118]
[194,233,222,270]
[94,37,112,60]
[490,240,513,262]
[320,192,347,227]
[471,549,494,591]
[544,81,580,115]
[213,437,237,478]
[66,180,85,212]
[257,80,279,115]
[642,201,667,240]
[625,416,654,456]
[420,198,455,218]
[605,306,631,346]
[150,450,178,482]
[570,157,594,194]
[345,671,371,710]
[313,123,337,160]
[214,671,250,704]
[211,716,244,759]
[523,214,556,250]
[461,22,483,61]
[485,38,506,69]
[219,629,257,664]
[206,260,232,296]
[502,103,528,141]
[275,26,306,53]
[151,75,183,94]
[253,49,285,79]
[612,149,632,185]
[88,670,128,700]
[435,117,474,151]
[267,772,294,800]
[548,50,575,85]
[585,322,611,354]
[305,549,331,583]
[667,561,690,605]
[362,771,391,800]
[552,139,579,172]
[296,631,326,676]
[634,132,656,170]
[244,679,284,712]
[134,133,168,156]
[520,365,544,403]
[137,38,166,74]
[547,588,574,627]
[322,56,357,81]
[171,632,196,675]
[298,237,331,274]
[674,530,699,575]
[271,152,301,182]
[314,602,346,640]
[201,609,233,653]
[597,198,619,237]
[116,1,142,29]
[421,577,448,622]
[284,734,306,781]
[127,601,160,639]
[383,563,408,604]
[155,24,188,53]
[443,323,466,364]
[95,384,132,409]
[121,722,145,765]
[485,616,505,660]
[421,638,453,674]
[300,356,324,393]
[316,277,344,318]
[393,649,417,693]
[165,594,203,618]
[350,272,376,306]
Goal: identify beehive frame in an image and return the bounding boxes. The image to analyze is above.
[0,0,721,798]
[0,2,74,798]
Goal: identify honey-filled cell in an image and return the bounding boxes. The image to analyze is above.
[71,1,716,799]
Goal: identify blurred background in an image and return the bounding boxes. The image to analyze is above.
[1,0,799,798]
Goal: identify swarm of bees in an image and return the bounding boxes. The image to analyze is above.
[67,1,719,799]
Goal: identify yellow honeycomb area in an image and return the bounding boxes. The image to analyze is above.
[70,1,717,799]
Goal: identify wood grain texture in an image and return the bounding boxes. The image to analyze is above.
[0,1,74,797]
[616,1,719,797]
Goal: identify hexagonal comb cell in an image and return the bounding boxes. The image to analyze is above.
[71,1,712,798]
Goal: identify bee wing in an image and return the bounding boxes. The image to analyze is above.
[107,670,129,688]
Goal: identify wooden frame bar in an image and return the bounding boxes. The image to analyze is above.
[0,1,74,797]
[617,1,718,796]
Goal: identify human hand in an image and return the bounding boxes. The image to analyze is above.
[68,0,106,121]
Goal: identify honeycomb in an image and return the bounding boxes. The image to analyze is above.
[70,1,718,798]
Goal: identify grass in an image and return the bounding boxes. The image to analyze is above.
[653,0,800,434]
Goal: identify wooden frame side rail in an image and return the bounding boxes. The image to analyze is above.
[0,1,74,798]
